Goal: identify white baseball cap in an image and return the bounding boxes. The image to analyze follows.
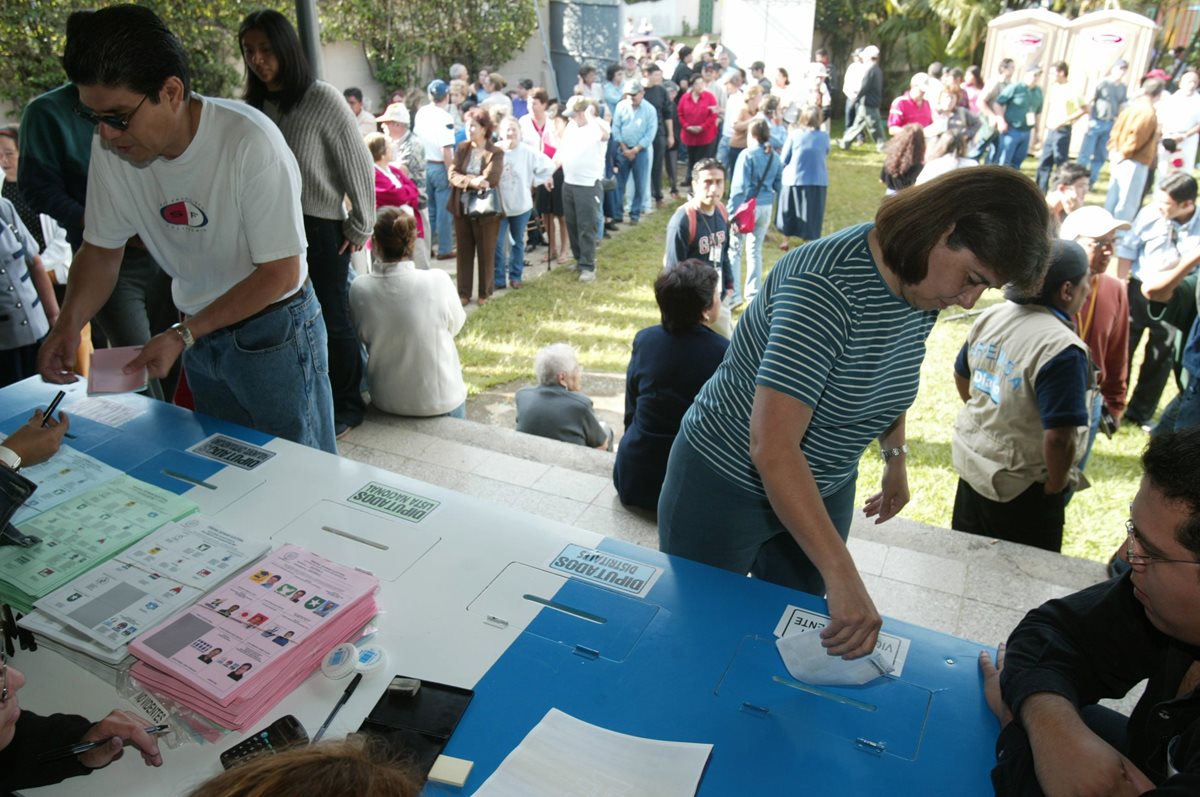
[1059,205,1130,241]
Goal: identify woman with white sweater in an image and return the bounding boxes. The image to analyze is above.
[495,117,554,290]
[239,10,375,439]
[350,209,468,418]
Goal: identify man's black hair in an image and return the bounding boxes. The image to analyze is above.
[63,4,191,102]
[344,87,364,103]
[1160,171,1198,205]
[1143,428,1200,558]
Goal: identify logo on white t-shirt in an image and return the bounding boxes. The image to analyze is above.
[160,200,209,229]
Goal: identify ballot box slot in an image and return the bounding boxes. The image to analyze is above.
[522,593,607,624]
[769,674,878,712]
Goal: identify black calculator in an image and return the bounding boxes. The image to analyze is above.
[219,714,308,769]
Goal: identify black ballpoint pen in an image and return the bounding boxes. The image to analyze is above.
[37,724,170,761]
[41,390,65,427]
[312,672,362,743]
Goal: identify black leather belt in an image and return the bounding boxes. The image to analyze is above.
[226,279,310,331]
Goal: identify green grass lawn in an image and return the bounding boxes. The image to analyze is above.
[456,145,1170,563]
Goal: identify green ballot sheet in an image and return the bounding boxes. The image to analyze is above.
[0,475,197,612]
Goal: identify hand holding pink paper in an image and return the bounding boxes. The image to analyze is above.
[88,346,149,395]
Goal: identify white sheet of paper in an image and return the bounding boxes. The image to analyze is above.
[776,628,893,686]
[65,396,146,427]
[473,708,712,797]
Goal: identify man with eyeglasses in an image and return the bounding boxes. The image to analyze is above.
[18,83,179,403]
[981,426,1200,794]
[1060,206,1132,471]
[36,5,336,453]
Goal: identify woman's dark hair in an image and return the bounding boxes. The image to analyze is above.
[464,106,494,138]
[776,67,790,85]
[965,65,982,87]
[875,165,1052,293]
[373,207,417,261]
[883,123,925,179]
[239,10,313,113]
[927,130,966,160]
[63,4,191,101]
[364,132,389,162]
[530,87,549,104]
[655,258,718,332]
[1143,427,1200,558]
[0,125,16,146]
[749,118,771,148]
[605,63,623,82]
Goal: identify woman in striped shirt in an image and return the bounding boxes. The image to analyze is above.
[658,167,1051,659]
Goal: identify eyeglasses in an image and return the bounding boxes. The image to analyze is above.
[0,652,8,704]
[74,94,149,132]
[1125,519,1200,566]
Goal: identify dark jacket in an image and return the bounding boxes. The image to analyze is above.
[0,711,93,795]
[447,141,504,219]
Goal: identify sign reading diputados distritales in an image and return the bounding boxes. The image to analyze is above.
[347,482,440,523]
[188,434,276,471]
[547,544,662,597]
[773,605,912,677]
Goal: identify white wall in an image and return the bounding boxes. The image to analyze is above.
[720,0,815,78]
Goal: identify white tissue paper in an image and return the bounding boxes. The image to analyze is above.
[776,628,894,686]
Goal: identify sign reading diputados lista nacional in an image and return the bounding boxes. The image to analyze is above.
[347,482,440,523]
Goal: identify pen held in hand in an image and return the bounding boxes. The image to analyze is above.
[41,390,66,427]
[37,723,169,762]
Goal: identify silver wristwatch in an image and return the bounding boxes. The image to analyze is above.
[880,444,908,463]
[171,322,195,349]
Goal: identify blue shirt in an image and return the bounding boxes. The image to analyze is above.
[1117,204,1200,282]
[780,129,829,187]
[729,145,783,209]
[612,98,658,150]
[512,97,529,119]
[603,82,623,118]
[683,223,937,496]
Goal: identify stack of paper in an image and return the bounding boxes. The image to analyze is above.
[10,446,122,525]
[130,544,379,731]
[22,516,271,666]
[0,475,198,613]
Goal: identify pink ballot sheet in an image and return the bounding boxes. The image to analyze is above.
[129,544,378,729]
[88,346,148,395]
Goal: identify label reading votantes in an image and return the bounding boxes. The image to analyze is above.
[346,482,440,523]
[188,434,276,470]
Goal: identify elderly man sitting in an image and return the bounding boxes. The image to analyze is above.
[515,343,612,449]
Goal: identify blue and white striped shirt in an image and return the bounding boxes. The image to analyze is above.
[683,223,936,496]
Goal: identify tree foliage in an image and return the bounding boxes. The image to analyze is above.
[319,0,539,93]
[0,0,288,116]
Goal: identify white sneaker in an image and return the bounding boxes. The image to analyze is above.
[579,269,596,282]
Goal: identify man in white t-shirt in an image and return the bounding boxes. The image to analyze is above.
[555,97,610,281]
[412,80,457,260]
[38,5,336,452]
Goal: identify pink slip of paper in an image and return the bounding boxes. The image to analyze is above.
[87,345,148,395]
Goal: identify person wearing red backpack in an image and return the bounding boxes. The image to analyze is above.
[663,158,733,335]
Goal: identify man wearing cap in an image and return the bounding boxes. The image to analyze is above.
[344,87,377,137]
[1036,62,1088,193]
[951,239,1096,552]
[642,64,676,209]
[1060,206,1131,466]
[1105,78,1163,224]
[1076,60,1129,187]
[413,80,457,260]
[375,102,425,202]
[887,73,933,135]
[554,97,610,282]
[992,64,1044,170]
[612,79,658,226]
[838,45,885,151]
[1118,171,1198,430]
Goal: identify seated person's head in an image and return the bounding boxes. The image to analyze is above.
[1130,427,1200,645]
[372,208,417,264]
[187,737,421,797]
[535,343,582,391]
[364,132,390,164]
[655,259,720,332]
[1051,162,1091,209]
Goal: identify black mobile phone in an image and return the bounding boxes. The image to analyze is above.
[219,714,308,769]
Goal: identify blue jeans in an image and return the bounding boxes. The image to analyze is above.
[616,148,649,222]
[495,210,532,287]
[658,427,857,595]
[184,283,336,453]
[726,202,772,304]
[1176,375,1200,431]
[305,216,364,428]
[1077,119,1114,186]
[1036,126,1072,192]
[1105,159,1149,223]
[426,162,454,256]
[997,128,1031,169]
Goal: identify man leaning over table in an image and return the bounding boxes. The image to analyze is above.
[0,410,165,793]
[981,426,1200,795]
[36,4,337,453]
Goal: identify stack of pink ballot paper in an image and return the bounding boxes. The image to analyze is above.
[129,544,378,730]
